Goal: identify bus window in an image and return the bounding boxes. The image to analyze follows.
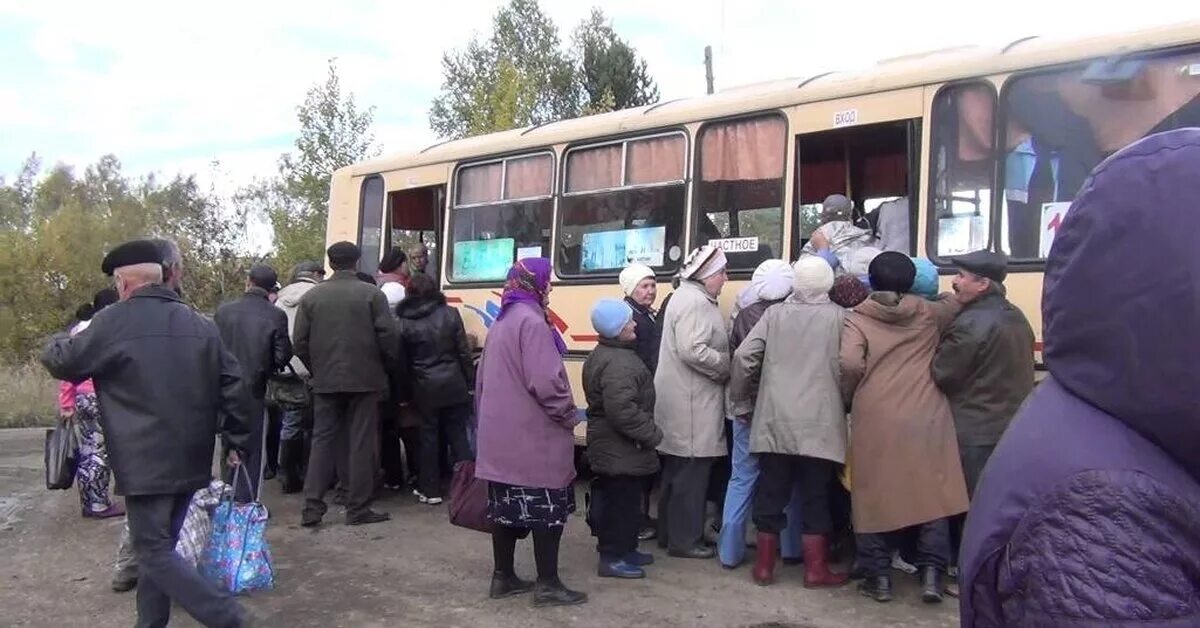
[1000,48,1200,259]
[557,133,687,276]
[449,153,554,282]
[357,175,385,274]
[929,82,995,259]
[697,115,786,270]
[387,186,443,282]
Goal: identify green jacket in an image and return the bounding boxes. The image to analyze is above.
[294,271,399,394]
[583,337,663,477]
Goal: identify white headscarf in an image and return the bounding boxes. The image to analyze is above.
[792,255,835,304]
[618,263,655,297]
[735,259,794,311]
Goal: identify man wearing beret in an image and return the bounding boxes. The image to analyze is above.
[41,239,256,627]
[215,264,293,502]
[932,250,1035,498]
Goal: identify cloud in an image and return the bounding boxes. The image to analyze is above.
[1,0,1194,190]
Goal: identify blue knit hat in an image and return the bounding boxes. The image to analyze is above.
[590,298,633,339]
[911,257,939,299]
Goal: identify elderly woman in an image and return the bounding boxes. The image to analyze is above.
[654,245,730,559]
[717,259,800,568]
[731,256,850,588]
[475,258,587,608]
[618,263,662,541]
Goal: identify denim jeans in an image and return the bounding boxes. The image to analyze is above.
[717,419,802,567]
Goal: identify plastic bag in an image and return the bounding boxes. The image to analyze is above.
[198,467,274,594]
[176,480,228,568]
[447,460,493,534]
[44,420,78,490]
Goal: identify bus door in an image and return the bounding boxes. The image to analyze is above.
[792,118,922,259]
[387,185,445,283]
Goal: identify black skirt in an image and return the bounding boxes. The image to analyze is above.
[487,482,576,529]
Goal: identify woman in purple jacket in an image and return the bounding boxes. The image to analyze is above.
[959,129,1200,627]
[475,258,587,608]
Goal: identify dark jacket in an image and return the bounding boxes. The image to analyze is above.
[396,294,473,410]
[214,288,292,399]
[625,297,661,374]
[584,337,663,477]
[931,285,1035,446]
[40,285,254,496]
[294,270,399,394]
[730,299,782,351]
[960,130,1200,627]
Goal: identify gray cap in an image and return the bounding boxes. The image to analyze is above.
[953,250,1009,284]
[821,194,853,222]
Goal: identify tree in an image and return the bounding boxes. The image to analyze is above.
[0,153,40,231]
[429,0,579,138]
[251,59,379,274]
[574,8,659,115]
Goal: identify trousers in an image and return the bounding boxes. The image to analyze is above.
[657,455,715,552]
[417,401,474,498]
[590,474,645,560]
[752,454,835,535]
[304,391,381,518]
[72,393,114,513]
[125,493,243,628]
[857,518,951,578]
[717,419,800,566]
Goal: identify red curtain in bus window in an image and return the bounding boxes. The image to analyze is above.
[700,117,786,182]
[503,154,553,200]
[860,152,908,198]
[566,145,622,192]
[626,135,685,185]
[457,163,502,205]
[390,189,436,230]
[798,159,846,204]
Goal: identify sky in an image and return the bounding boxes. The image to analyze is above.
[1,0,1195,195]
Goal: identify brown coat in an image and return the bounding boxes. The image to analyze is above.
[840,292,968,534]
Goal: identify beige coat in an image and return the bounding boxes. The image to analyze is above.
[840,293,969,534]
[731,299,847,462]
[654,280,730,458]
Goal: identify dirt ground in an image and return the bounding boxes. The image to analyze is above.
[0,428,959,627]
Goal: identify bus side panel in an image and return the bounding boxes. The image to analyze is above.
[326,171,359,253]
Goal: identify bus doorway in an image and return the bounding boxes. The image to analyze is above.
[387,185,445,283]
[792,120,920,257]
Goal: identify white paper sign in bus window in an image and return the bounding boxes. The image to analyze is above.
[833,109,859,128]
[1039,201,1072,258]
[709,236,760,253]
[581,226,666,272]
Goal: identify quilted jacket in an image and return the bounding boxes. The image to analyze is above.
[959,129,1200,627]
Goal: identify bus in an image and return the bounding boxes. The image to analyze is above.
[327,21,1200,439]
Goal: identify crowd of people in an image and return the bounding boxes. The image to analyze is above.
[37,130,1200,627]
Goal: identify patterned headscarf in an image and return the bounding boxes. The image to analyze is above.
[500,257,567,355]
[829,274,871,309]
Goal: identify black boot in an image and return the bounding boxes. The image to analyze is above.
[279,438,304,494]
[532,578,588,607]
[489,571,534,599]
[921,566,944,604]
[857,574,893,603]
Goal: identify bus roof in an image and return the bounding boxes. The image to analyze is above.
[346,21,1200,178]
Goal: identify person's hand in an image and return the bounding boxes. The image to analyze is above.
[226,449,241,467]
[809,229,830,250]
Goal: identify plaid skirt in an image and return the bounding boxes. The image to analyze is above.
[487,482,576,529]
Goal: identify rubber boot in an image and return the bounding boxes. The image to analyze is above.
[752,532,779,586]
[279,438,304,494]
[802,534,850,588]
[921,566,944,604]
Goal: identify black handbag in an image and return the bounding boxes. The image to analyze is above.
[44,420,78,490]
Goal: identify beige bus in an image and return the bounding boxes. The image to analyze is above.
[328,21,1200,425]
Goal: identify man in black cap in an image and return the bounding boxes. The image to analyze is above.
[42,239,256,627]
[932,250,1036,498]
[295,241,400,526]
[214,264,293,501]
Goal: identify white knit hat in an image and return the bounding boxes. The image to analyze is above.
[681,245,727,280]
[618,263,655,297]
[792,255,835,304]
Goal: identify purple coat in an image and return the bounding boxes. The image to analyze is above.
[960,130,1200,626]
[474,301,579,489]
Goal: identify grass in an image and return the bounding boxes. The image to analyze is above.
[0,361,58,428]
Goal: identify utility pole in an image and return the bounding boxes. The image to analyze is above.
[704,45,714,94]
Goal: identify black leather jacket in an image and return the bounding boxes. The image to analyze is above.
[395,294,474,410]
[214,288,292,399]
[41,285,254,495]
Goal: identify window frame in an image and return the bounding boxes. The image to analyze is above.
[924,79,1001,268]
[446,149,557,285]
[553,128,692,281]
[690,110,789,278]
[356,174,386,274]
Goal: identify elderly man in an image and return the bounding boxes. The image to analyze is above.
[272,261,324,493]
[42,239,255,628]
[932,251,1034,498]
[215,264,293,501]
[296,242,400,527]
[408,242,431,277]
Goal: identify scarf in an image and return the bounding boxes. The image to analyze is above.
[499,257,567,355]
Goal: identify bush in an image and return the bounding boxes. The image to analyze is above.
[0,361,57,428]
